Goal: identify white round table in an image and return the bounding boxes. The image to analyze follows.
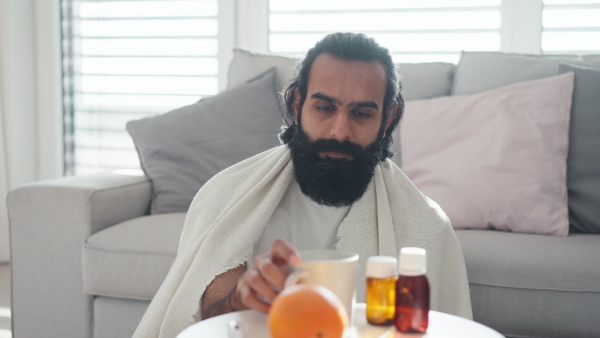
[178,303,504,338]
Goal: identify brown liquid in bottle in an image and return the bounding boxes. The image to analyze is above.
[394,274,430,333]
[366,276,397,325]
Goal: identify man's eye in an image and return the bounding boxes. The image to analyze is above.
[317,105,334,112]
[353,111,371,119]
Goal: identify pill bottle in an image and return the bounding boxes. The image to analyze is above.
[365,256,398,325]
[395,247,430,333]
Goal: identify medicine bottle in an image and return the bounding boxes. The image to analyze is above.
[365,256,398,325]
[395,247,430,333]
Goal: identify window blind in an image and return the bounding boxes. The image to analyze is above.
[268,0,502,63]
[542,0,600,54]
[62,0,219,175]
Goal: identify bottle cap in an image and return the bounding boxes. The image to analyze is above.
[399,247,427,276]
[366,256,397,278]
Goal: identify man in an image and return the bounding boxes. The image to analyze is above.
[134,33,471,338]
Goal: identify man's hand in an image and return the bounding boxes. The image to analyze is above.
[200,239,300,319]
[237,239,301,313]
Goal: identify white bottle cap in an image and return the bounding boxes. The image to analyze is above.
[366,256,397,278]
[399,247,427,276]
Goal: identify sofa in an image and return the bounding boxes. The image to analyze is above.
[7,50,600,338]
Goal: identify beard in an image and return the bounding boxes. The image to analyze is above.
[287,123,384,207]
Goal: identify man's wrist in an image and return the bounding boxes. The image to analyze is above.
[226,283,245,312]
[201,284,244,319]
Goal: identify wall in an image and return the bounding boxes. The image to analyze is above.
[0,0,63,262]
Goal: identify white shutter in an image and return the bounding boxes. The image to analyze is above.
[62,0,219,175]
[542,0,600,54]
[61,1,600,175]
[268,0,502,63]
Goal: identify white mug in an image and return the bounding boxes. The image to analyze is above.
[284,249,359,323]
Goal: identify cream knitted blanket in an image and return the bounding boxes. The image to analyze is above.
[133,145,472,338]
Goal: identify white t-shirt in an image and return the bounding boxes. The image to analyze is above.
[247,179,350,266]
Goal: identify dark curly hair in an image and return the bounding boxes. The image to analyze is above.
[279,32,404,160]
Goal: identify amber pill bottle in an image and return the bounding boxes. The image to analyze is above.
[365,256,398,325]
[395,247,430,333]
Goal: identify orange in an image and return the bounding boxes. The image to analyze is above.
[268,284,349,338]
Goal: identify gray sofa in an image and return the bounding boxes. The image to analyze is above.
[8,50,600,338]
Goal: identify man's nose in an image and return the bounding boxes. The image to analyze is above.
[329,112,351,141]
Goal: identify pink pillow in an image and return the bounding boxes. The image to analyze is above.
[399,72,574,236]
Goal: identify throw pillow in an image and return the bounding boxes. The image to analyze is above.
[559,64,600,234]
[397,62,455,100]
[227,49,297,93]
[582,54,600,67]
[127,68,283,214]
[227,49,456,100]
[451,51,586,95]
[400,72,574,236]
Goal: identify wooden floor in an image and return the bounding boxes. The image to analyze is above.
[0,263,11,338]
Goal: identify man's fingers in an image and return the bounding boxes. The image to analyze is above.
[271,238,301,266]
[238,282,270,314]
[235,238,300,314]
[255,257,288,291]
[246,269,279,302]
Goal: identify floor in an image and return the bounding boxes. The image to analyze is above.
[0,263,11,338]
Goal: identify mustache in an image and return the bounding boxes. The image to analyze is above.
[292,124,383,163]
[310,138,370,161]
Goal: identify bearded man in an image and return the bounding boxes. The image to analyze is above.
[133,32,472,338]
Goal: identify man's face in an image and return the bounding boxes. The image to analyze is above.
[288,53,396,207]
[294,53,394,157]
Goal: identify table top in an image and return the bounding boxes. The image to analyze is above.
[178,303,505,338]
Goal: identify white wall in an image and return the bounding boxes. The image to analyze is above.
[0,0,63,262]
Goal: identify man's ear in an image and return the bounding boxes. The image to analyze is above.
[293,88,301,122]
[384,103,399,131]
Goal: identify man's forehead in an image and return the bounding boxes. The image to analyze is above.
[310,52,387,78]
[306,53,387,106]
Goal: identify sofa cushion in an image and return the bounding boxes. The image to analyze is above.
[397,62,455,100]
[400,73,574,236]
[127,68,283,214]
[227,48,297,93]
[451,52,600,235]
[227,48,455,101]
[455,230,600,337]
[83,213,186,300]
[559,64,600,234]
[451,51,585,95]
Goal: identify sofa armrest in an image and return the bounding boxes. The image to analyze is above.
[7,172,152,338]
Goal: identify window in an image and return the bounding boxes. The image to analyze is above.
[542,0,600,54]
[62,0,219,175]
[60,1,600,175]
[268,0,502,63]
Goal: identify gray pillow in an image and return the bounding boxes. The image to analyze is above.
[127,68,283,214]
[227,49,297,93]
[398,62,455,100]
[559,64,600,234]
[582,54,600,66]
[227,48,455,101]
[452,51,585,95]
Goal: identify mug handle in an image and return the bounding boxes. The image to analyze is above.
[284,267,309,288]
